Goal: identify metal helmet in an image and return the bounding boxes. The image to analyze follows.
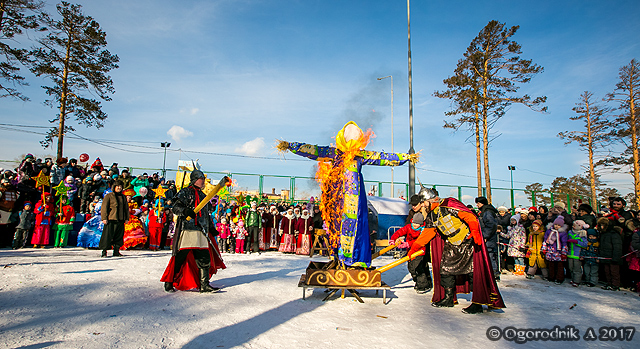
[418,187,439,202]
[190,169,205,184]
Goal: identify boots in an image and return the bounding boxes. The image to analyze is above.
[199,268,220,293]
[101,250,108,258]
[164,282,175,292]
[462,303,484,314]
[432,288,454,307]
[113,246,123,257]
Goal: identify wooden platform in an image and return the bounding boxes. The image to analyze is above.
[297,274,391,304]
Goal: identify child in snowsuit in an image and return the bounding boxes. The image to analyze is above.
[12,202,35,249]
[567,220,588,287]
[53,196,75,247]
[526,219,548,280]
[216,217,231,253]
[234,220,248,254]
[581,228,600,287]
[501,215,527,276]
[541,216,569,285]
[389,212,433,293]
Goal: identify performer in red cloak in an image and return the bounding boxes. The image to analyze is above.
[161,170,226,293]
[408,187,505,314]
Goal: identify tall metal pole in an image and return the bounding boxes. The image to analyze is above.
[509,165,516,214]
[407,0,416,197]
[378,75,394,197]
[161,142,171,178]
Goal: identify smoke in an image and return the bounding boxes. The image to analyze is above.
[327,73,397,140]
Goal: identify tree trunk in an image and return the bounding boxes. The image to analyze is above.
[482,59,492,202]
[56,33,73,159]
[0,0,6,28]
[630,84,640,209]
[474,105,483,197]
[586,98,597,212]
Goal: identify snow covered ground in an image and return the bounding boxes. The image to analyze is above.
[1,248,639,349]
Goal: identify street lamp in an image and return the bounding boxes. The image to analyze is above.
[377,75,394,197]
[508,165,516,214]
[161,142,171,178]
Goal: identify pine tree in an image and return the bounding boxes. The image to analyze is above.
[0,0,44,100]
[558,91,611,212]
[435,20,546,202]
[603,59,640,208]
[28,1,118,158]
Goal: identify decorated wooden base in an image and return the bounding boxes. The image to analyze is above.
[304,261,382,288]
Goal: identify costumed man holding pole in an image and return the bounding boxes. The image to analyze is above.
[407,187,505,314]
[161,170,228,293]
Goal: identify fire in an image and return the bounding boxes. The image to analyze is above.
[315,126,376,259]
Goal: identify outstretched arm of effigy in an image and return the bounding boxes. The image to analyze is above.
[359,150,419,166]
[277,141,336,161]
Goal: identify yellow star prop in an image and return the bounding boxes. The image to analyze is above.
[153,186,168,199]
[32,171,50,188]
[53,180,70,197]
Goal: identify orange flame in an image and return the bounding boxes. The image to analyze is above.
[315,128,376,258]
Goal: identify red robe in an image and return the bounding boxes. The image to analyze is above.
[408,198,505,309]
[295,216,313,254]
[160,231,226,291]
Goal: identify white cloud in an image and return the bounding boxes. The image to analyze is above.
[167,125,194,141]
[190,108,200,115]
[235,137,266,155]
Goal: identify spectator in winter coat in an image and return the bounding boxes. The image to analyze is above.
[541,216,569,285]
[496,206,511,231]
[597,217,623,291]
[575,203,596,229]
[500,215,527,276]
[476,196,499,275]
[50,158,68,187]
[131,173,150,196]
[581,228,600,287]
[548,201,573,228]
[12,202,35,249]
[526,219,547,280]
[567,220,589,287]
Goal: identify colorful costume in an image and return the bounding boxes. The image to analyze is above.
[77,200,104,248]
[280,121,417,267]
[295,213,313,255]
[161,171,226,292]
[122,201,147,249]
[278,212,297,253]
[148,209,166,251]
[31,195,55,246]
[53,203,75,247]
[264,208,281,250]
[408,196,505,311]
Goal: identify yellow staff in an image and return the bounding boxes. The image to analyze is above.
[186,176,230,221]
[377,250,425,273]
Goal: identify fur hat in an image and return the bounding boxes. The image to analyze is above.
[497,206,508,213]
[475,196,489,205]
[553,216,565,226]
[597,217,610,230]
[578,203,593,214]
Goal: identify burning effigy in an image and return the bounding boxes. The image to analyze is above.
[278,121,419,268]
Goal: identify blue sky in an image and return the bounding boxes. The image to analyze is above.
[1,0,639,206]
